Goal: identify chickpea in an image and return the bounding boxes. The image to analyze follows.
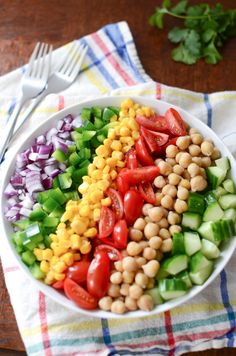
[189,128,199,135]
[154,176,166,189]
[137,295,154,311]
[167,211,181,225]
[179,152,192,168]
[190,175,207,192]
[145,216,152,223]
[156,250,164,261]
[142,203,153,216]
[199,168,207,178]
[168,173,181,185]
[211,147,221,160]
[154,158,163,166]
[129,228,143,242]
[159,228,171,240]
[187,162,200,177]
[158,161,173,176]
[179,179,191,190]
[174,199,188,214]
[98,296,113,311]
[142,260,160,278]
[173,164,184,176]
[161,195,174,209]
[139,240,149,250]
[166,158,176,166]
[110,272,123,284]
[122,256,138,272]
[129,284,143,299]
[143,247,156,260]
[135,256,147,267]
[160,238,173,252]
[177,186,189,200]
[162,208,169,217]
[175,152,183,163]
[158,217,169,228]
[135,272,149,288]
[122,270,135,284]
[162,184,177,197]
[176,136,191,150]
[146,278,155,289]
[148,207,164,222]
[133,218,146,231]
[120,283,130,296]
[149,236,162,250]
[144,222,159,239]
[201,156,211,168]
[192,156,202,166]
[127,241,143,256]
[155,192,164,206]
[201,141,214,156]
[191,133,203,145]
[166,144,179,158]
[188,144,201,157]
[108,284,121,298]
[114,260,123,272]
[111,300,126,314]
[125,296,137,311]
[183,170,191,180]
[169,224,182,236]
[121,250,128,258]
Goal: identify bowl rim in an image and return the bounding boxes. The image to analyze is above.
[1,95,236,319]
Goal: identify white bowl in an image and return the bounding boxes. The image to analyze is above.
[1,96,236,319]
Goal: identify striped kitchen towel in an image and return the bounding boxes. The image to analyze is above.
[1,21,236,356]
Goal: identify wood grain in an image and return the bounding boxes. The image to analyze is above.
[0,0,235,354]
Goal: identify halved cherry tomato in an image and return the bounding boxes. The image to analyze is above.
[87,251,110,299]
[64,278,98,310]
[140,126,169,153]
[116,174,129,196]
[112,219,128,249]
[126,148,138,169]
[138,182,156,204]
[119,166,160,185]
[99,206,115,238]
[94,244,123,261]
[67,261,91,284]
[52,280,64,289]
[124,189,144,225]
[135,114,169,132]
[135,136,154,166]
[106,188,124,220]
[165,108,187,136]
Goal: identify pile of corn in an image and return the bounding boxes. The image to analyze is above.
[34,99,154,284]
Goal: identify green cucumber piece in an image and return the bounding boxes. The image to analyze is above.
[72,166,88,183]
[182,212,202,230]
[67,144,76,154]
[48,188,67,205]
[12,231,27,247]
[190,251,212,273]
[204,191,217,205]
[21,250,36,266]
[162,255,188,276]
[64,190,79,201]
[43,197,60,213]
[49,206,64,218]
[222,179,235,194]
[189,263,213,285]
[52,148,67,163]
[102,107,116,122]
[213,186,227,199]
[220,218,235,238]
[43,216,59,228]
[172,233,185,255]
[174,270,192,289]
[215,157,230,171]
[155,267,170,281]
[223,208,236,222]
[94,118,104,129]
[146,287,163,305]
[159,279,187,300]
[108,106,120,116]
[201,239,220,259]
[58,173,72,190]
[69,151,80,166]
[81,107,92,121]
[92,106,103,119]
[13,219,31,230]
[188,192,205,214]
[29,262,45,279]
[219,194,236,210]
[206,167,226,189]
[37,191,50,204]
[198,221,222,245]
[203,202,224,222]
[184,232,202,256]
[82,130,96,141]
[30,208,47,221]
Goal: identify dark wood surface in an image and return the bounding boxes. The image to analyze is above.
[0,0,235,355]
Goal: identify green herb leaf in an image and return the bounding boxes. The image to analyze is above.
[185,29,201,56]
[172,43,198,64]
[162,0,172,9]
[202,29,216,43]
[203,40,222,64]
[171,0,188,15]
[168,27,188,43]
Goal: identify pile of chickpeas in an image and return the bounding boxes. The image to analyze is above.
[98,128,221,314]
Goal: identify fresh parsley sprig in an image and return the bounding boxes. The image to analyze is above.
[149,0,236,65]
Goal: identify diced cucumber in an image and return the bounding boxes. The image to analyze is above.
[220,218,235,238]
[198,222,222,245]
[223,208,236,222]
[189,263,213,285]
[52,148,67,163]
[43,216,59,228]
[215,157,230,171]
[204,191,217,205]
[82,130,96,141]
[188,192,205,214]
[190,251,213,273]
[81,107,92,121]
[222,179,235,194]
[21,250,36,266]
[206,167,226,189]
[12,231,26,247]
[102,107,116,123]
[146,287,163,305]
[184,232,202,256]
[219,194,236,210]
[92,106,103,119]
[48,188,67,205]
[94,118,104,129]
[29,262,46,279]
[30,208,47,221]
[182,212,202,230]
[201,239,220,259]
[174,271,192,289]
[13,219,31,230]
[172,233,185,255]
[213,186,227,199]
[43,197,60,213]
[58,172,72,190]
[202,202,224,222]
[69,151,80,166]
[155,267,170,281]
[162,255,188,276]
[159,279,187,300]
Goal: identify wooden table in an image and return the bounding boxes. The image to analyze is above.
[0,0,235,355]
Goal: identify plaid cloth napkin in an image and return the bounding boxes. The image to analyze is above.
[1,21,236,356]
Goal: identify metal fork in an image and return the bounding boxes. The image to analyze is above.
[0,42,52,162]
[12,41,88,138]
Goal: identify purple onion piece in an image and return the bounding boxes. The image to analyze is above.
[64,114,73,124]
[10,175,25,189]
[36,135,46,145]
[4,183,17,198]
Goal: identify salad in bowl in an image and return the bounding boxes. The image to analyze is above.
[1,96,236,318]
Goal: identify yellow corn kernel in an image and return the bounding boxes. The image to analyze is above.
[60,211,71,222]
[90,190,103,203]
[78,182,90,195]
[61,252,74,266]
[103,165,110,174]
[120,136,132,144]
[128,107,136,118]
[58,223,66,230]
[54,273,66,281]
[110,170,118,180]
[89,219,96,227]
[120,127,130,137]
[102,173,110,181]
[103,138,112,147]
[112,151,124,160]
[53,246,68,257]
[53,261,67,273]
[111,140,122,151]
[122,145,132,153]
[121,98,134,109]
[58,240,71,249]
[42,249,53,261]
[84,227,97,238]
[134,103,140,110]
[91,169,103,181]
[40,260,50,273]
[92,202,101,209]
[79,205,91,217]
[136,108,144,116]
[128,118,139,131]
[108,128,116,140]
[93,208,101,221]
[80,240,92,254]
[132,131,140,140]
[88,163,96,175]
[44,271,55,285]
[50,256,60,265]
[106,157,117,168]
[82,176,93,184]
[70,234,82,249]
[73,253,81,261]
[97,179,110,191]
[71,218,88,235]
[116,160,126,168]
[95,145,109,157]
[93,156,106,169]
[101,197,112,206]
[114,126,120,135]
[142,106,152,117]
[110,115,118,122]
[57,229,70,240]
[34,248,43,261]
[50,234,58,243]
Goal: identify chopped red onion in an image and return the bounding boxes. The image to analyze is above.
[4,183,17,197]
[10,175,25,188]
[36,135,46,145]
[54,140,68,153]
[57,119,64,130]
[26,163,42,172]
[46,128,58,141]
[20,207,32,217]
[44,164,58,176]
[42,177,53,189]
[25,171,44,195]
[64,114,73,124]
[28,152,38,161]
[50,169,61,178]
[58,131,70,139]
[59,163,67,171]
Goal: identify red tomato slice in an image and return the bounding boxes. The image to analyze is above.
[165,108,187,136]
[140,126,169,153]
[94,244,123,261]
[106,188,124,220]
[99,206,116,238]
[112,219,128,249]
[87,251,110,299]
[64,278,98,310]
[138,182,156,204]
[135,114,168,132]
[52,280,64,289]
[116,174,129,196]
[124,190,144,225]
[135,136,154,166]
[67,261,91,284]
[126,148,138,169]
[120,166,160,185]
